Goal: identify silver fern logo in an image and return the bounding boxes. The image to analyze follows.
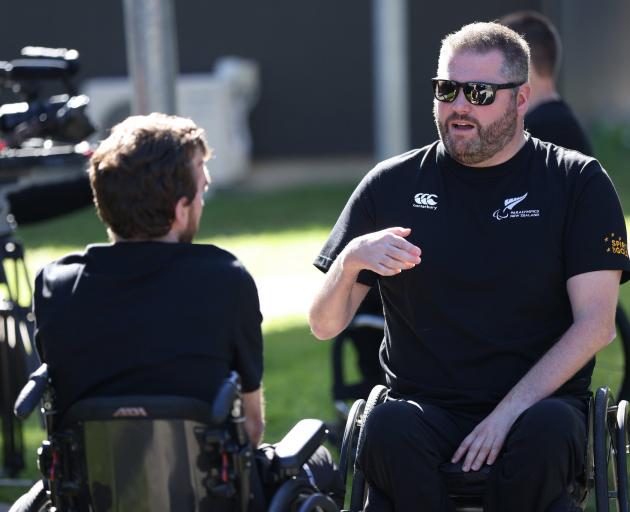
[493,193,539,220]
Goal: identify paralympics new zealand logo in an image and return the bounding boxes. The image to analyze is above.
[492,193,540,220]
[413,193,438,210]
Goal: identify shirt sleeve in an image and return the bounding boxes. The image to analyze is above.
[232,267,264,392]
[313,173,379,287]
[564,161,630,283]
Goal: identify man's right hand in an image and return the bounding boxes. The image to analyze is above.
[341,227,421,276]
[309,227,421,340]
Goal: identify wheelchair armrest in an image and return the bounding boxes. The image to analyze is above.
[273,419,327,477]
[210,371,241,425]
[14,363,49,420]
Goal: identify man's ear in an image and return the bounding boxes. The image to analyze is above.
[172,196,190,231]
[516,82,531,115]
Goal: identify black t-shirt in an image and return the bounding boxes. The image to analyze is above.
[315,136,630,414]
[525,99,593,156]
[34,241,264,414]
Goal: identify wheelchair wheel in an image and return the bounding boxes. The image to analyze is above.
[616,399,629,511]
[297,493,339,512]
[354,385,388,464]
[339,398,365,490]
[268,478,335,512]
[349,385,388,512]
[8,480,50,512]
[616,304,630,401]
[594,387,620,512]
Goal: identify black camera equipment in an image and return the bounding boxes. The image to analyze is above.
[0,46,95,480]
[0,46,94,149]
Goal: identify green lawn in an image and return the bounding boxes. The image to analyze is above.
[1,128,630,508]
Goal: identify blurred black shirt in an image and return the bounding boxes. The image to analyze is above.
[34,241,264,414]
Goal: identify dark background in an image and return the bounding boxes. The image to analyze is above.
[1,1,626,158]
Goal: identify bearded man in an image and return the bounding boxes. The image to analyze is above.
[309,22,630,511]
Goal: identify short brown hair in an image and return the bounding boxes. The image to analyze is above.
[499,11,561,78]
[438,22,530,84]
[89,113,210,240]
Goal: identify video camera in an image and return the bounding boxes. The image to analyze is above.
[0,46,95,149]
[0,47,98,479]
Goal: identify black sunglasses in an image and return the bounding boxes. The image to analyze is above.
[432,78,525,106]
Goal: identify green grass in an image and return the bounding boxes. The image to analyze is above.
[592,124,630,215]
[261,317,336,440]
[2,128,630,508]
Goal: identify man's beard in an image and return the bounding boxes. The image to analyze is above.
[434,98,518,165]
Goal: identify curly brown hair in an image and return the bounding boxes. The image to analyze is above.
[89,113,210,240]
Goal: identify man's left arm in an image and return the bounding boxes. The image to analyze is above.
[453,269,621,471]
[243,388,265,448]
[232,266,265,445]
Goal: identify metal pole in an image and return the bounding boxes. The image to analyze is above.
[372,0,410,161]
[122,0,178,115]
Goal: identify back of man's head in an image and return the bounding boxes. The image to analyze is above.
[89,113,210,241]
[499,10,561,79]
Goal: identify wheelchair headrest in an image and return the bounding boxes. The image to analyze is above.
[60,395,219,427]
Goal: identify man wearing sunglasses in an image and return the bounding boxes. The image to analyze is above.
[309,21,630,511]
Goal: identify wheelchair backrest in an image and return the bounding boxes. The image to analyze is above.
[51,394,247,512]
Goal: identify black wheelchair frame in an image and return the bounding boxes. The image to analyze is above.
[10,365,340,512]
[338,384,630,512]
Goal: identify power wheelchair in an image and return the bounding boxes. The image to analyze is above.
[9,365,341,512]
[338,384,630,512]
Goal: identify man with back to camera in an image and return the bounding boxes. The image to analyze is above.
[309,22,630,511]
[499,10,593,156]
[31,113,342,510]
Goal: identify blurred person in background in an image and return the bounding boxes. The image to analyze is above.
[499,10,592,156]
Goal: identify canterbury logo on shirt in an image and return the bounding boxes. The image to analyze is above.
[413,193,438,210]
[492,192,540,220]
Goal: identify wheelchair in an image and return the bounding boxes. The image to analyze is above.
[9,365,341,512]
[337,384,630,512]
[331,288,386,445]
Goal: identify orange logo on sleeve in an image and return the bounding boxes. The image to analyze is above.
[604,233,629,257]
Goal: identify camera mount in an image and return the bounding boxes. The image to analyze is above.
[0,46,94,479]
[0,233,34,479]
